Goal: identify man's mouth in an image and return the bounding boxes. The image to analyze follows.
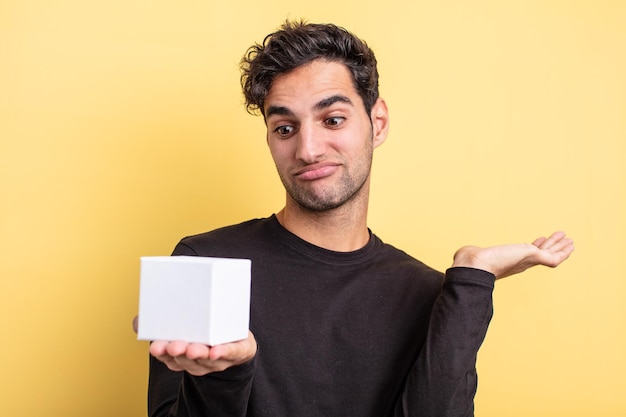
[294,163,340,181]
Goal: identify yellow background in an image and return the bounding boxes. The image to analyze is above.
[2,1,624,415]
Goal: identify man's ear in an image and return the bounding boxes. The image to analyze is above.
[371,98,389,148]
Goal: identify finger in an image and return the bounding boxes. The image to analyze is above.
[541,238,575,267]
[553,239,575,259]
[165,340,191,357]
[132,315,138,334]
[209,331,257,361]
[170,350,226,375]
[208,337,243,361]
[149,340,170,357]
[149,341,212,374]
[536,231,566,250]
[532,237,547,247]
[208,343,232,361]
[186,343,211,360]
[543,234,574,258]
[149,341,186,372]
[550,237,574,254]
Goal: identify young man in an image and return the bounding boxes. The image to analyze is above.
[144,21,574,417]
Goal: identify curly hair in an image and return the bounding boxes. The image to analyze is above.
[240,20,379,118]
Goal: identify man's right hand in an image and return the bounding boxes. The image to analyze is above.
[149,331,257,376]
[452,231,574,280]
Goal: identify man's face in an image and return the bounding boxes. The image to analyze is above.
[263,60,388,212]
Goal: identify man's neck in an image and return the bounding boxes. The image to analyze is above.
[275,201,370,252]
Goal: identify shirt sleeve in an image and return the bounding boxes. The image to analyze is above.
[396,267,495,417]
[148,354,256,417]
[146,240,256,417]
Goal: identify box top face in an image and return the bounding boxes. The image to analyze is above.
[141,255,250,265]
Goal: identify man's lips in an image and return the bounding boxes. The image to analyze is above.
[294,163,340,181]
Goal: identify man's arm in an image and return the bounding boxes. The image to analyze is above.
[146,335,257,417]
[397,232,574,417]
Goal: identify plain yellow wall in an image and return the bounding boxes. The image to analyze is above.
[1,1,624,415]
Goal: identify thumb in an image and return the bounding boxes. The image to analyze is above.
[132,315,138,334]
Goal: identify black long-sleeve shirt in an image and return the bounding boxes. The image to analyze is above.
[148,215,494,417]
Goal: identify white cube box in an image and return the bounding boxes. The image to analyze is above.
[137,256,251,346]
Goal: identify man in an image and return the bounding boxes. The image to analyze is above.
[143,21,574,416]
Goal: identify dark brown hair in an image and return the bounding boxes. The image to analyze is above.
[240,20,379,117]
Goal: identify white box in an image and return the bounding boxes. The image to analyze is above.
[137,256,251,346]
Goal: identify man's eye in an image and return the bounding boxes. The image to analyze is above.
[325,117,345,127]
[275,125,294,136]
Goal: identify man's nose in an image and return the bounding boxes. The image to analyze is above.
[295,124,325,163]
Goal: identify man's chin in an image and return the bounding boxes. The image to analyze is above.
[293,198,342,213]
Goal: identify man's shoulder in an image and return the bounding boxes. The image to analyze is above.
[184,217,271,240]
[173,216,275,256]
[372,234,444,281]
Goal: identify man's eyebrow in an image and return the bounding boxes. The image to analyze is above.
[265,106,294,118]
[314,95,353,111]
[265,95,353,118]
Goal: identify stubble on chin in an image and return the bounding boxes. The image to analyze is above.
[279,169,369,213]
